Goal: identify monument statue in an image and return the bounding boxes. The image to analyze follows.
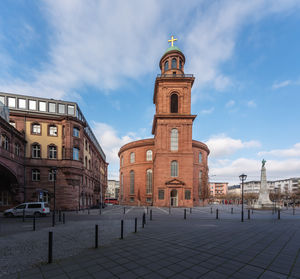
[253,159,274,209]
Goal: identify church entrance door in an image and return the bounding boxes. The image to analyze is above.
[170,189,178,207]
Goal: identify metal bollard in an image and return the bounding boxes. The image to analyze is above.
[48,231,53,264]
[210,207,213,214]
[52,212,55,227]
[88,208,90,215]
[95,224,98,248]
[142,213,145,228]
[22,209,25,222]
[216,209,219,219]
[278,209,280,220]
[59,210,62,222]
[120,220,124,239]
[231,208,233,214]
[33,216,36,231]
[134,217,137,233]
[143,212,146,225]
[252,209,253,214]
[248,209,250,220]
[63,213,65,224]
[190,208,192,214]
[123,207,125,214]
[150,209,152,221]
[184,209,186,220]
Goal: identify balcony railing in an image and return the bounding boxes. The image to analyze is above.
[157,74,194,78]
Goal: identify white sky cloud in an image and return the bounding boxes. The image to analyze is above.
[225,100,235,108]
[258,143,300,157]
[247,100,257,108]
[205,134,261,158]
[200,107,214,115]
[272,80,291,89]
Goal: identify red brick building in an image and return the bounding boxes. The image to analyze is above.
[119,44,209,207]
[0,93,108,211]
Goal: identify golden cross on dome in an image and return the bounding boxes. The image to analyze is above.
[168,35,177,47]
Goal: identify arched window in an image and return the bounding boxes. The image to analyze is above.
[130,152,135,163]
[171,160,178,177]
[179,60,182,69]
[49,145,57,159]
[32,169,40,181]
[73,147,79,160]
[130,170,135,194]
[15,143,20,156]
[85,156,87,168]
[48,125,58,136]
[146,150,152,161]
[121,156,124,167]
[146,169,152,194]
[49,170,56,181]
[199,152,202,163]
[172,58,177,69]
[170,93,178,113]
[32,143,41,158]
[170,129,178,151]
[32,123,41,135]
[199,171,202,197]
[120,173,124,199]
[73,127,80,137]
[164,60,169,71]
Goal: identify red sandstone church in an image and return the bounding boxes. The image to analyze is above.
[118,38,210,207]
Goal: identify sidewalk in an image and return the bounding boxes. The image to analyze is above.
[1,207,300,278]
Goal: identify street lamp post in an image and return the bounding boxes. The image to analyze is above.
[50,167,57,225]
[239,174,247,222]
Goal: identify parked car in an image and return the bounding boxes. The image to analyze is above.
[4,202,50,217]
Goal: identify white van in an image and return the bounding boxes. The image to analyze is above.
[4,202,50,217]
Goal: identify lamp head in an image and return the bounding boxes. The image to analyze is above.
[239,174,247,181]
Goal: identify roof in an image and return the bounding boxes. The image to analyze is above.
[165,45,182,54]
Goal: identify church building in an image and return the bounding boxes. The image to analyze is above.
[118,37,209,207]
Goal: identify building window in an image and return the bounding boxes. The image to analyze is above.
[18,98,26,109]
[32,123,41,135]
[73,127,80,137]
[199,171,202,197]
[158,190,164,200]
[39,101,46,112]
[49,102,56,113]
[130,197,134,202]
[8,97,16,108]
[121,156,124,167]
[29,100,37,110]
[199,152,202,163]
[15,143,20,156]
[146,198,152,203]
[146,169,152,194]
[48,170,56,181]
[85,139,88,150]
[146,150,152,161]
[32,144,41,158]
[171,160,178,177]
[58,104,65,114]
[120,173,124,199]
[130,170,134,194]
[170,129,178,151]
[73,147,79,160]
[179,60,182,69]
[170,93,178,113]
[130,152,135,163]
[185,190,191,200]
[1,134,9,150]
[49,125,58,136]
[68,105,75,115]
[49,145,57,159]
[164,60,169,71]
[172,58,177,69]
[0,191,12,206]
[32,169,40,181]
[85,156,87,168]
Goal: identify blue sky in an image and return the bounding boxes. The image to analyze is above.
[1,0,300,184]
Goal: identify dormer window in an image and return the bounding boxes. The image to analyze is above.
[172,58,177,69]
[164,60,169,71]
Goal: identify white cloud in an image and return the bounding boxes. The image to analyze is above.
[92,122,140,165]
[258,143,300,158]
[225,100,235,108]
[205,134,261,158]
[272,80,291,89]
[247,100,257,108]
[200,107,214,115]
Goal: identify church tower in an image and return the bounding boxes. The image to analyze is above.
[152,36,197,207]
[118,36,209,207]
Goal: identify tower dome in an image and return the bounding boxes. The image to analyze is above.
[159,36,185,75]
